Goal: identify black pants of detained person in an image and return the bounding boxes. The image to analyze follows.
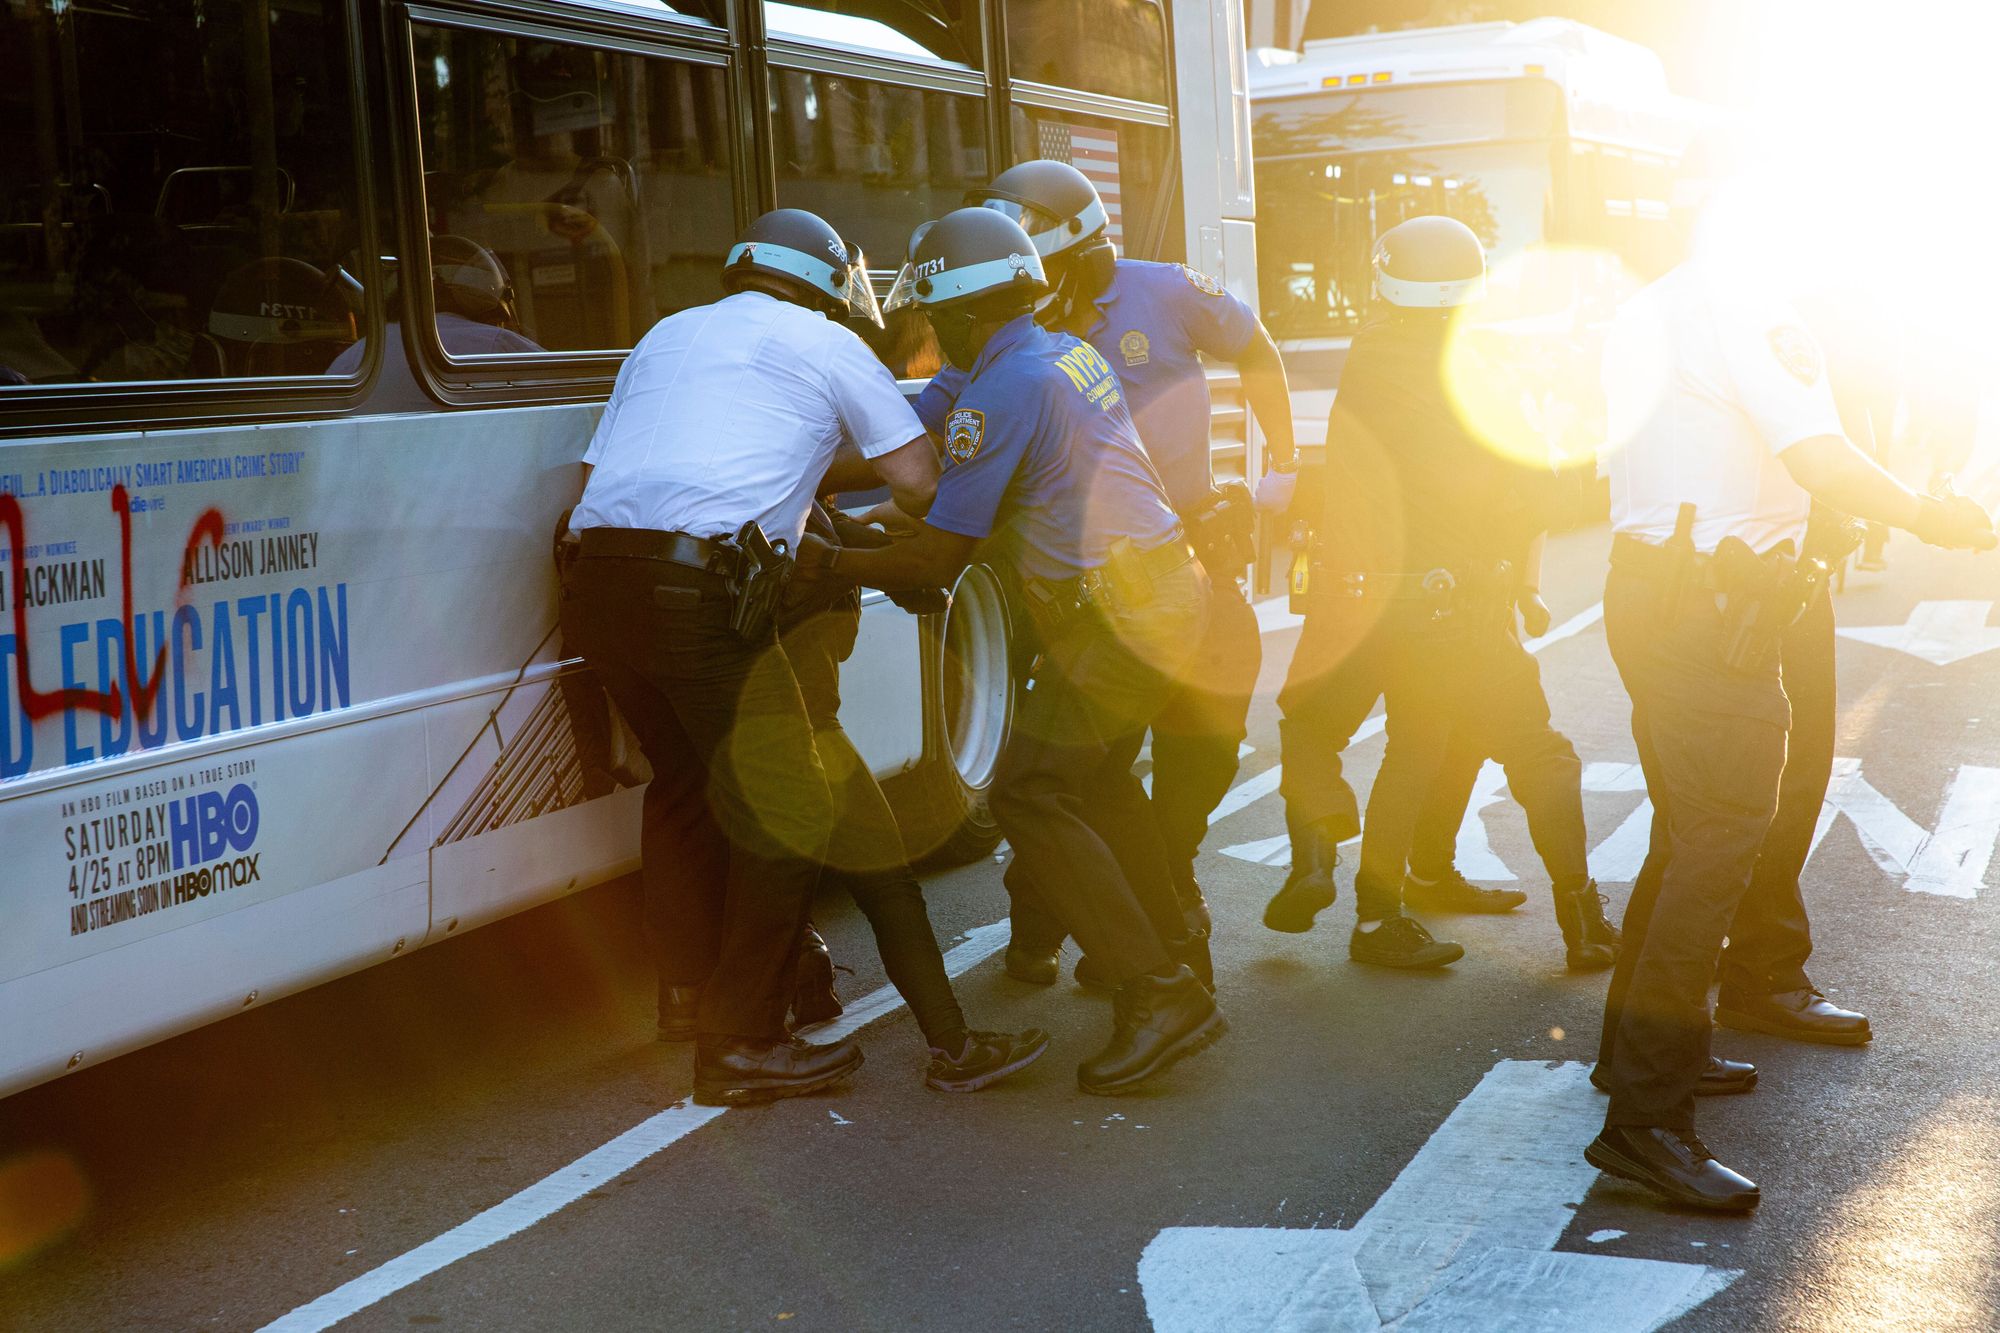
[566,545,833,1043]
[781,592,968,1046]
[993,560,1211,983]
[1597,559,1790,1131]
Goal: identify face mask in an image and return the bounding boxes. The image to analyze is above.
[930,308,979,370]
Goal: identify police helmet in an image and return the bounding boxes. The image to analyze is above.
[430,235,518,327]
[207,257,356,374]
[883,208,1047,313]
[966,160,1108,260]
[723,208,883,328]
[1371,216,1486,309]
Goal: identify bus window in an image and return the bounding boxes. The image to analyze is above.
[1562,143,1676,277]
[0,0,366,387]
[1254,142,1556,339]
[1006,108,1177,262]
[772,72,988,272]
[410,26,736,355]
[1004,0,1168,106]
[766,1,981,68]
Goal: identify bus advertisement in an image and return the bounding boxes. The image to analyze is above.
[0,0,1260,1099]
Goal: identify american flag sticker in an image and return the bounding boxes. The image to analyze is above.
[1036,120,1123,248]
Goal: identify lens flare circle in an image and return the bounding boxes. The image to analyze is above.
[1440,244,1652,474]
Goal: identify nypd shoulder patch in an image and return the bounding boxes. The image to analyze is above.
[1182,266,1227,297]
[1767,325,1822,387]
[945,407,985,464]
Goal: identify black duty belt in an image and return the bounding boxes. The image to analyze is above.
[1322,562,1512,603]
[1023,537,1196,638]
[577,527,745,581]
[1610,533,1726,591]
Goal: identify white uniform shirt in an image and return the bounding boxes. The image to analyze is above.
[572,291,920,546]
[1604,258,1845,553]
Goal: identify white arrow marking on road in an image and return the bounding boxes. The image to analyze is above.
[1836,600,2000,666]
[1226,752,2000,899]
[1138,1060,1737,1332]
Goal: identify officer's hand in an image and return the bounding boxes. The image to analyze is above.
[1912,494,1999,551]
[1255,467,1298,515]
[887,587,952,615]
[794,532,842,581]
[859,499,921,537]
[1518,591,1552,639]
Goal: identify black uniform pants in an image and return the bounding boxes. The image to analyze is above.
[1149,574,1264,896]
[567,555,833,1043]
[783,596,968,1047]
[992,562,1210,984]
[1275,607,1487,876]
[1719,589,1833,1000]
[1354,604,1588,920]
[1597,566,1790,1131]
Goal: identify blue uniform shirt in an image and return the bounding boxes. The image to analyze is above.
[914,260,1258,511]
[924,314,1182,582]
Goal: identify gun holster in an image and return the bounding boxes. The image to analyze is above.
[726,520,792,644]
[1712,537,1823,671]
[1183,482,1257,574]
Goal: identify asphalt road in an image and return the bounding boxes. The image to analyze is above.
[5,520,1999,1332]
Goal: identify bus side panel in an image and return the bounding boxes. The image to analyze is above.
[0,858,426,1097]
[430,785,642,936]
[844,596,925,782]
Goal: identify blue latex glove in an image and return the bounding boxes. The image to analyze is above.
[1255,468,1298,515]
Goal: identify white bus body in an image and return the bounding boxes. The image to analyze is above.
[0,0,1258,1098]
[1248,18,1697,405]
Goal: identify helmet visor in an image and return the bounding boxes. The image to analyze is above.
[840,249,884,328]
[883,257,929,314]
[973,195,1069,239]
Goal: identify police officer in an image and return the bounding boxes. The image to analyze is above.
[565,208,939,1106]
[920,160,1297,984]
[1587,189,1996,1210]
[1270,216,1617,973]
[804,208,1225,1095]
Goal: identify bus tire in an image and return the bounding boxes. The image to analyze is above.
[885,562,1016,867]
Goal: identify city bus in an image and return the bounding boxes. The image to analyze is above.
[0,0,1262,1098]
[1248,18,1698,409]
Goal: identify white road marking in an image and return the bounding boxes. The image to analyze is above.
[1588,1230,1628,1244]
[1817,759,2000,899]
[258,1104,727,1333]
[1232,743,2000,899]
[1138,1060,1736,1332]
[259,921,1013,1332]
[1837,600,2000,666]
[1212,603,1605,860]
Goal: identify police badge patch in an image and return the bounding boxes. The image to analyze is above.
[1120,329,1151,366]
[1182,266,1227,297]
[945,408,985,463]
[1768,325,1822,387]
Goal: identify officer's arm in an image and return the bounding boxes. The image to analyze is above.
[1779,436,1994,547]
[821,522,976,591]
[1237,324,1298,468]
[821,435,939,518]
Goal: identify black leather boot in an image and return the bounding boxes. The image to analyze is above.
[1077,966,1228,1095]
[791,922,844,1028]
[1585,1126,1760,1212]
[693,1034,864,1106]
[657,981,701,1043]
[1554,881,1619,972]
[1264,819,1340,933]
